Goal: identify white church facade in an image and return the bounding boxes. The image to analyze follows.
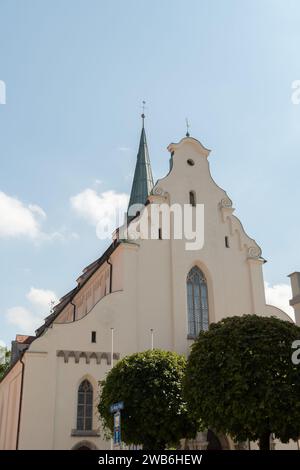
[1,119,300,450]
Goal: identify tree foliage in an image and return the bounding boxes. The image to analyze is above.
[184,315,300,450]
[98,349,197,449]
[0,348,11,380]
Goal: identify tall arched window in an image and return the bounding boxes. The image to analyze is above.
[77,380,93,431]
[187,266,209,337]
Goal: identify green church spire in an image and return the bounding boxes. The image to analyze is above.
[127,109,154,220]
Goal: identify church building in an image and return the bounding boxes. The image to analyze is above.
[1,116,300,450]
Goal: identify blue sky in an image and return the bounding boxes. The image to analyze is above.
[0,0,300,347]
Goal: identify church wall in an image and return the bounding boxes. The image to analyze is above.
[52,360,110,449]
[250,439,299,450]
[0,360,22,449]
[19,351,57,449]
[133,238,173,352]
[138,139,270,353]
[18,284,139,449]
[111,246,123,292]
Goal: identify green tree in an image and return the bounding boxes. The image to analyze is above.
[184,315,300,450]
[98,349,197,449]
[0,347,11,380]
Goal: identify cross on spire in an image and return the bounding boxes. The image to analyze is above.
[185,118,190,137]
[141,100,146,128]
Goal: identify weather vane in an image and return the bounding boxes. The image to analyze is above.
[185,118,190,137]
[141,100,146,127]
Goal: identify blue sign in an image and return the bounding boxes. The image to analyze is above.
[113,411,121,445]
[110,401,124,413]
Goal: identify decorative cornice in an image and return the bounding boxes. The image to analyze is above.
[56,350,120,365]
[247,246,262,259]
[219,197,233,209]
[151,186,168,198]
[167,137,211,158]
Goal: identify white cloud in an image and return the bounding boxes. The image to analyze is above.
[70,232,80,240]
[70,188,129,228]
[265,282,294,318]
[118,146,131,152]
[41,228,80,243]
[0,191,45,239]
[0,340,6,348]
[27,287,58,311]
[0,191,78,243]
[28,204,46,219]
[5,287,58,335]
[6,306,41,334]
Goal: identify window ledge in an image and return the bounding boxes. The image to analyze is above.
[71,429,100,437]
[187,334,197,340]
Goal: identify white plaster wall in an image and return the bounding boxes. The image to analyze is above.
[0,360,22,449]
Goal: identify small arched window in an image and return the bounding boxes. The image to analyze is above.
[189,191,196,207]
[187,266,209,337]
[77,380,93,431]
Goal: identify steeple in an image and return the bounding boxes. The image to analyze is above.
[127,108,154,220]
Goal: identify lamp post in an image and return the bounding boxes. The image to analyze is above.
[110,327,114,450]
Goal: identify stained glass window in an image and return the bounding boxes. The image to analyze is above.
[77,380,93,431]
[187,266,209,336]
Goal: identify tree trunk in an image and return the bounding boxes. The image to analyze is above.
[258,432,270,450]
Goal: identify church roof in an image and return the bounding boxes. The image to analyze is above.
[35,240,120,337]
[0,240,121,382]
[127,120,154,219]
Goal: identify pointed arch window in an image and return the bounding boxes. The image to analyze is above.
[187,266,209,337]
[77,380,93,431]
[189,191,196,207]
